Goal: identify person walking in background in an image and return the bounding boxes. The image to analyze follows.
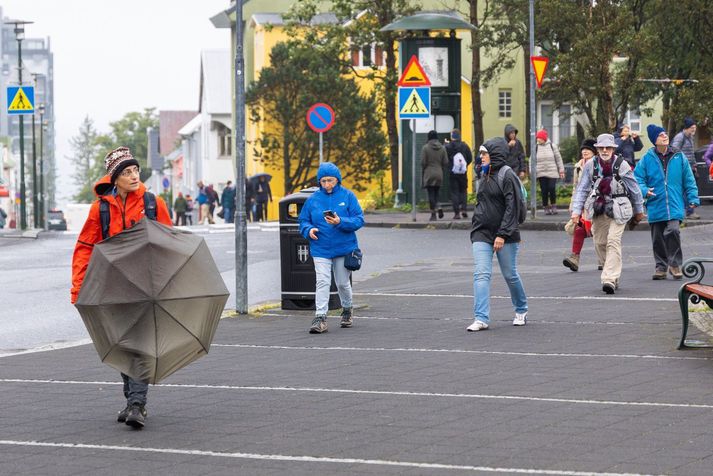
[184,194,194,226]
[245,178,255,222]
[221,180,236,224]
[615,124,643,169]
[535,129,565,215]
[570,133,644,294]
[504,124,526,178]
[197,187,212,225]
[445,128,473,219]
[299,162,364,334]
[421,130,448,221]
[173,192,187,226]
[671,117,699,219]
[635,125,699,280]
[0,206,6,229]
[206,185,220,222]
[71,146,172,429]
[468,137,528,332]
[563,139,598,272]
[255,176,272,221]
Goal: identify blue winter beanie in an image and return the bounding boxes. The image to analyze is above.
[647,124,666,145]
[683,116,696,129]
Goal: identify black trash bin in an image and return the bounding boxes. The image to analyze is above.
[279,187,340,310]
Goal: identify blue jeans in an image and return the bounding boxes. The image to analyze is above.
[313,256,352,316]
[472,241,528,324]
[121,373,148,406]
[223,207,234,223]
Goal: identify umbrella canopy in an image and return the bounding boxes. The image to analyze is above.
[75,218,229,384]
[248,173,272,182]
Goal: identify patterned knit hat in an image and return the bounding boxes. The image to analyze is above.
[105,147,140,183]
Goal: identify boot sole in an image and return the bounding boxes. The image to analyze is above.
[309,328,328,334]
[125,418,145,429]
[340,322,353,328]
[602,284,615,294]
[562,259,578,272]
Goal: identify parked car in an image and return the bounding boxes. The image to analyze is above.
[48,209,67,231]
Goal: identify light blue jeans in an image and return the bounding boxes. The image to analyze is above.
[313,256,352,316]
[472,241,527,324]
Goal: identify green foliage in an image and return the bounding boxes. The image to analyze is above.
[558,136,580,164]
[369,170,395,209]
[70,116,99,203]
[246,39,388,195]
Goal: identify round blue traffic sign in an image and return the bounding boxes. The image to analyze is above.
[162,177,170,189]
[306,103,335,133]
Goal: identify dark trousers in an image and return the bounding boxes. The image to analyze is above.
[650,220,682,270]
[121,373,148,406]
[256,201,268,221]
[538,177,558,207]
[425,186,441,211]
[223,207,234,224]
[450,174,468,214]
[174,212,186,226]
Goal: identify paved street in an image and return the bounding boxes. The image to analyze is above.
[2,223,713,475]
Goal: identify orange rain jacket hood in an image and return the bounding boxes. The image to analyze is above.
[71,175,172,303]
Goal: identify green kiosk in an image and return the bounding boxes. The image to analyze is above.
[382,12,476,210]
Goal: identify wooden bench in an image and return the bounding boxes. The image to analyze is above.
[678,258,713,349]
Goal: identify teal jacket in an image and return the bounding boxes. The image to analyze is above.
[633,147,699,223]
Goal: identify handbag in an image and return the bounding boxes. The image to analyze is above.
[217,207,224,219]
[344,248,363,271]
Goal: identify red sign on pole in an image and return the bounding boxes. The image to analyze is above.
[531,56,549,89]
[397,55,431,87]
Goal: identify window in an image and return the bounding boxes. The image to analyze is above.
[498,90,512,118]
[558,105,572,140]
[350,43,384,68]
[625,108,641,133]
[217,125,232,157]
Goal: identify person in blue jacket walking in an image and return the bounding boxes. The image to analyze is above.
[634,124,699,280]
[299,162,364,334]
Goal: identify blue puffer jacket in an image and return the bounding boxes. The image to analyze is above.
[298,162,364,259]
[634,147,699,223]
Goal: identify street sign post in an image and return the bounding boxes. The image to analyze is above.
[397,56,431,222]
[306,103,335,164]
[7,86,34,115]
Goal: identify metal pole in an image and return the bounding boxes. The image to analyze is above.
[31,111,37,227]
[528,0,537,219]
[18,38,26,230]
[411,119,416,222]
[39,115,44,229]
[234,0,248,314]
[319,132,323,163]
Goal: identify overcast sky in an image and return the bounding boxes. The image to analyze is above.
[1,0,230,204]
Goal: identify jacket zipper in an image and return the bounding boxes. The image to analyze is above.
[655,152,671,219]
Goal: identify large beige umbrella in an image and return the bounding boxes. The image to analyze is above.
[75,218,229,384]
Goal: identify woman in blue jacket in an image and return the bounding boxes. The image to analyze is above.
[299,162,364,334]
[634,125,699,280]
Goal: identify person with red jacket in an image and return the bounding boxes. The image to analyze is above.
[71,146,171,429]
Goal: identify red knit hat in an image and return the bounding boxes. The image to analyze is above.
[536,129,548,141]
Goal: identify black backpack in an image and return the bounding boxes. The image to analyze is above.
[99,191,157,240]
[495,165,528,224]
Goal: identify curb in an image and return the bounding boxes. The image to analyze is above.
[364,219,713,232]
[0,229,42,239]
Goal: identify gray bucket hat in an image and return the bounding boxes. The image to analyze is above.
[594,133,617,148]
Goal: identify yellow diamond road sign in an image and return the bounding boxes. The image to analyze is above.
[7,86,35,115]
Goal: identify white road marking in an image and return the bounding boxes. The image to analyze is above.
[212,343,711,361]
[355,292,677,302]
[2,378,712,409]
[0,440,661,476]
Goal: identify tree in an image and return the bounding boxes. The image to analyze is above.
[97,108,159,183]
[69,116,100,203]
[246,39,388,195]
[286,0,419,191]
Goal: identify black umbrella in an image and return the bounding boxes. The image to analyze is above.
[248,173,272,183]
[75,218,229,384]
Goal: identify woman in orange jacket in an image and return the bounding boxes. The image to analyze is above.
[71,146,171,429]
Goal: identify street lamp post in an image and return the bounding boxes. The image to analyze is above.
[31,94,37,227]
[12,20,33,230]
[38,103,45,229]
[234,0,247,314]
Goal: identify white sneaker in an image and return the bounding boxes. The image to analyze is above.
[467,320,489,332]
[513,312,527,326]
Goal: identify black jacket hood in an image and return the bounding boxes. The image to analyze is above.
[483,137,509,171]
[504,124,518,138]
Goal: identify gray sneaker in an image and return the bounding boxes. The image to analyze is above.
[340,308,353,328]
[125,404,147,429]
[309,315,328,334]
[117,404,131,423]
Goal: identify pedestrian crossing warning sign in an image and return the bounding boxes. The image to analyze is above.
[7,86,35,115]
[397,55,431,87]
[398,86,431,119]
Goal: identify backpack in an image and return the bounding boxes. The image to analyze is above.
[591,156,628,198]
[452,152,467,174]
[99,191,157,240]
[495,165,528,224]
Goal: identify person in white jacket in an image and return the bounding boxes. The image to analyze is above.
[535,129,564,215]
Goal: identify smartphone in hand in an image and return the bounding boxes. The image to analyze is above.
[323,210,335,218]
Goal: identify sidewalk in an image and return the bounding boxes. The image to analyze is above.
[0,227,42,239]
[364,204,713,231]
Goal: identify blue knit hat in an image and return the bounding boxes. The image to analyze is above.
[647,124,666,145]
[683,116,696,129]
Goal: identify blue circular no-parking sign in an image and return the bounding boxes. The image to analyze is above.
[306,103,335,133]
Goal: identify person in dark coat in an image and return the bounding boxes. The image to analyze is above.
[206,184,220,221]
[255,176,272,221]
[614,124,643,169]
[504,124,526,178]
[420,130,448,221]
[173,192,188,226]
[221,181,237,224]
[245,178,255,222]
[445,128,473,219]
[468,137,528,332]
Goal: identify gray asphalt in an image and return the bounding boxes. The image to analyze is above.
[2,223,713,475]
